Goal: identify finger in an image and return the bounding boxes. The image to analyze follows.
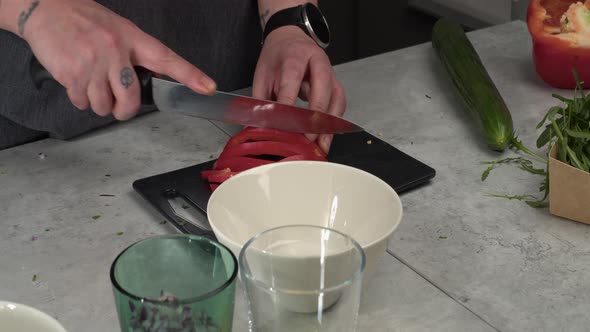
[327,81,347,117]
[252,65,273,100]
[302,57,333,144]
[317,134,333,154]
[87,77,114,117]
[318,83,346,154]
[67,87,90,111]
[275,59,306,105]
[132,34,217,95]
[307,56,333,114]
[109,64,141,121]
[298,81,310,102]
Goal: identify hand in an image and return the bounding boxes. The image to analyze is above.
[252,26,346,154]
[22,0,216,120]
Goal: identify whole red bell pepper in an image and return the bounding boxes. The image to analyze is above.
[527,0,590,88]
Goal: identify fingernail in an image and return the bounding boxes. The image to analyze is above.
[322,135,333,151]
[200,77,217,93]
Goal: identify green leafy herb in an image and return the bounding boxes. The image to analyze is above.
[159,220,167,225]
[116,232,124,236]
[32,274,37,282]
[439,236,448,239]
[92,215,101,220]
[480,68,590,208]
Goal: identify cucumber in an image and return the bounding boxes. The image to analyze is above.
[432,18,514,151]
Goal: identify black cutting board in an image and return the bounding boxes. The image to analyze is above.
[133,131,435,239]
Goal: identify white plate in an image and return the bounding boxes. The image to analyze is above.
[0,301,67,332]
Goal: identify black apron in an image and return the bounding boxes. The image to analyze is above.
[0,0,261,150]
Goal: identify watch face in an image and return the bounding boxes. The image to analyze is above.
[303,4,330,47]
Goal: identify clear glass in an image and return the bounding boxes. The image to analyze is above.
[239,225,365,332]
[110,234,237,332]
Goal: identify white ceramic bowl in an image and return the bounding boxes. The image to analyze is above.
[0,301,67,332]
[207,161,403,285]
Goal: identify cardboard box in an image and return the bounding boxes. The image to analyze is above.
[549,144,590,224]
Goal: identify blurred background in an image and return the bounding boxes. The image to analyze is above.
[320,0,530,65]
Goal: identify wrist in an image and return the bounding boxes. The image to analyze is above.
[261,2,329,49]
[0,0,42,37]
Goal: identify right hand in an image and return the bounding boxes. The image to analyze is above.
[22,0,217,120]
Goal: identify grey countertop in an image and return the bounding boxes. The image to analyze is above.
[0,21,583,331]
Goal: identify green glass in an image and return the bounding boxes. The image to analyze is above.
[110,234,238,332]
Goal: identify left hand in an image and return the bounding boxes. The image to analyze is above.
[252,26,346,154]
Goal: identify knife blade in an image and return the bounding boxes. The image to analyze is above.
[149,77,363,134]
[29,57,363,134]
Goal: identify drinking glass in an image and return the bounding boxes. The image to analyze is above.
[239,225,365,332]
[110,234,237,332]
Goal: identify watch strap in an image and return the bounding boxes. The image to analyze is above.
[262,5,305,42]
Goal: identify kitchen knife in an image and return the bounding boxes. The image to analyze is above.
[29,57,363,134]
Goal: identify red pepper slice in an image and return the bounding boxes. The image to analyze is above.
[226,127,313,147]
[219,141,325,159]
[201,168,231,179]
[527,0,590,88]
[281,154,328,162]
[207,171,238,183]
[203,127,328,192]
[213,156,274,171]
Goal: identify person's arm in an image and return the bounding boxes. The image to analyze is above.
[0,0,216,121]
[253,1,345,154]
[0,0,41,36]
[257,0,317,29]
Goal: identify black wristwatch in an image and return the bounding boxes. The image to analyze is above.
[262,3,330,49]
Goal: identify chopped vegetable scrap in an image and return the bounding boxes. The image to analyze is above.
[201,127,327,191]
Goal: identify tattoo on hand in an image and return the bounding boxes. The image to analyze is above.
[120,67,134,89]
[259,9,270,29]
[18,0,40,36]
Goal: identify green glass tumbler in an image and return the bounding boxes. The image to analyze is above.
[110,234,238,332]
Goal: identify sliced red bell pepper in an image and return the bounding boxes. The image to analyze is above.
[527,0,590,88]
[226,127,313,147]
[201,168,231,179]
[203,127,328,192]
[281,154,328,162]
[219,141,325,159]
[207,171,238,183]
[213,156,274,171]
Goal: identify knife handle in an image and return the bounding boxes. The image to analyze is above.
[28,55,155,106]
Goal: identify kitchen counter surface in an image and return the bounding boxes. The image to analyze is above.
[1,21,578,331]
